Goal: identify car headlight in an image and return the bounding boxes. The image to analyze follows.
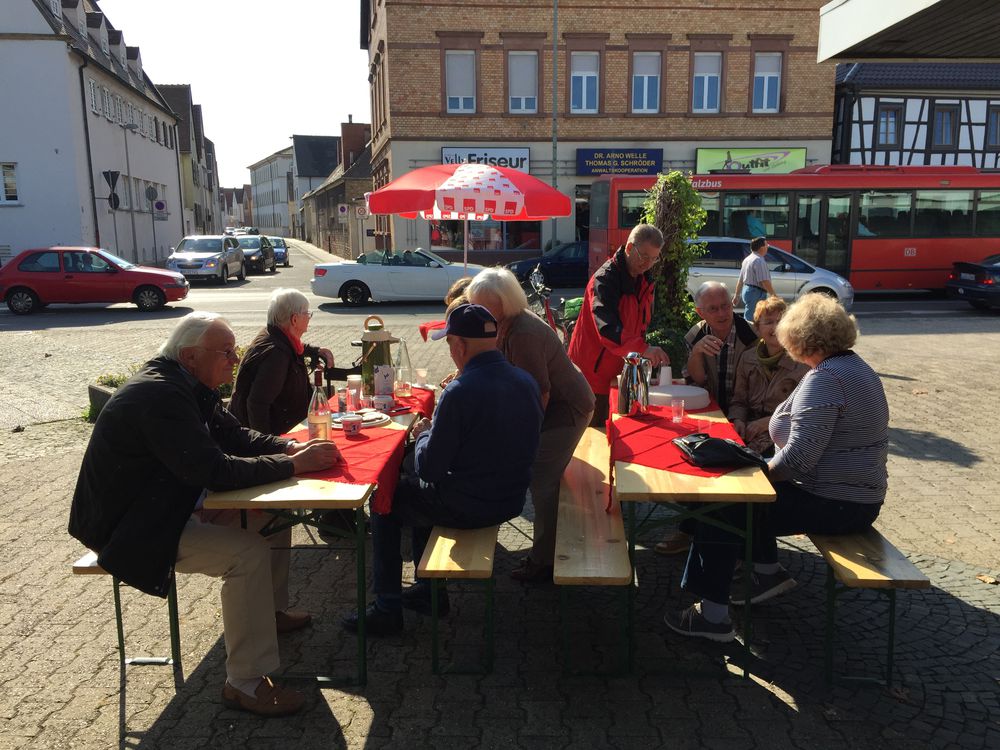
[204,259,218,268]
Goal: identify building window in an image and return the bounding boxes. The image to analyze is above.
[987,107,1000,150]
[508,51,538,114]
[876,104,903,148]
[570,52,599,114]
[1,163,18,203]
[752,52,781,113]
[631,52,660,113]
[692,52,721,113]
[445,50,476,113]
[932,104,960,149]
[102,88,113,120]
[88,79,99,114]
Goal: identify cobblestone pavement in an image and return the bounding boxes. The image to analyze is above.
[1,257,998,748]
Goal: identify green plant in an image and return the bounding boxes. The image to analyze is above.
[95,365,139,389]
[642,171,708,370]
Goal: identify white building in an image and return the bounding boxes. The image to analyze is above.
[0,0,184,265]
[248,147,293,236]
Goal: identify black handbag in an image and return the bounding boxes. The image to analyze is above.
[672,433,767,470]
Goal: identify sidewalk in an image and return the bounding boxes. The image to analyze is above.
[0,313,998,749]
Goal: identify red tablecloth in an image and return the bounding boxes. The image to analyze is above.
[288,424,408,515]
[418,320,446,341]
[395,387,435,419]
[607,388,743,480]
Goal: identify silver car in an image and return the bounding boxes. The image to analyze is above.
[687,237,854,310]
[166,235,245,284]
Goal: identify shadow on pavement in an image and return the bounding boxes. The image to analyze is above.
[888,426,981,466]
[0,304,193,331]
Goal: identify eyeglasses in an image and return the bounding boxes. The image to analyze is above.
[294,310,314,320]
[701,301,733,314]
[198,346,239,361]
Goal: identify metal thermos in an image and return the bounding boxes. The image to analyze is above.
[617,352,651,416]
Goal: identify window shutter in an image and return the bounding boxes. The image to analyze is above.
[634,52,660,77]
[754,52,781,76]
[694,53,721,76]
[572,51,599,75]
[446,51,475,98]
[509,52,537,98]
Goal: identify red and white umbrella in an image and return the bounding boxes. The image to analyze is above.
[365,163,572,269]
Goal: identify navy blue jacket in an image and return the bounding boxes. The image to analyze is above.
[414,350,543,518]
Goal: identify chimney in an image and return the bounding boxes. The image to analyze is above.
[348,114,353,123]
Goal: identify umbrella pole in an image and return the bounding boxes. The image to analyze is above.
[463,217,469,272]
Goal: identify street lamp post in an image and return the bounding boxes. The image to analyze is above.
[123,123,139,262]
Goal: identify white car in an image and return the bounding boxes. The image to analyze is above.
[687,237,854,310]
[311,248,485,305]
[166,235,246,284]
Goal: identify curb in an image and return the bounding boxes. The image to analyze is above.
[286,238,345,265]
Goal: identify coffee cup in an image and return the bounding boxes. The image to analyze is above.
[341,413,363,436]
[373,395,394,412]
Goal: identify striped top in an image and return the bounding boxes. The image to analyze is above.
[768,351,889,504]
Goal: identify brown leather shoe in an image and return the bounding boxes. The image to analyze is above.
[221,677,305,717]
[275,609,312,634]
[654,531,692,556]
[509,557,554,584]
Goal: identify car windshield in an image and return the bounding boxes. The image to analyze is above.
[238,238,261,249]
[269,238,286,247]
[177,238,223,253]
[982,253,1000,266]
[416,248,449,266]
[95,249,134,269]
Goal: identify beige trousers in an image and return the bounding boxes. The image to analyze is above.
[174,510,291,681]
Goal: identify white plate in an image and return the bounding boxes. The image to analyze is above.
[330,411,391,429]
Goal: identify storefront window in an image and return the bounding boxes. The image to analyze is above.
[428,219,542,252]
[722,192,789,238]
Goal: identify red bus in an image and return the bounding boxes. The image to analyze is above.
[588,165,1000,291]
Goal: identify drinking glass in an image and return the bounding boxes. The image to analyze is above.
[671,398,685,423]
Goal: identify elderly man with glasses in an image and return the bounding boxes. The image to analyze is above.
[567,223,671,428]
[69,311,341,717]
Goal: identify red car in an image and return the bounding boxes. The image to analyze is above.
[0,247,189,315]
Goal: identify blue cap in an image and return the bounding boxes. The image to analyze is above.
[430,303,498,340]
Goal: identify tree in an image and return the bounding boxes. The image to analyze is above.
[642,171,707,373]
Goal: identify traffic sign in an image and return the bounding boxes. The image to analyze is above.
[153,198,168,221]
[145,185,158,202]
[108,193,120,210]
[337,203,349,224]
[102,170,119,191]
[355,205,370,219]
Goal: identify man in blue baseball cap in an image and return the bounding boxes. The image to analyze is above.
[344,304,544,634]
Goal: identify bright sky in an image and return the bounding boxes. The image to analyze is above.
[97,0,371,187]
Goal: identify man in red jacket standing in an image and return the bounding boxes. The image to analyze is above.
[568,224,670,427]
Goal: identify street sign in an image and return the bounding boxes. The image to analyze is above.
[366,229,376,237]
[108,193,120,210]
[355,205,370,219]
[337,203,349,224]
[145,185,158,202]
[153,198,168,221]
[102,170,119,191]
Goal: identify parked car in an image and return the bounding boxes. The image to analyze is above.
[268,236,289,267]
[506,241,589,288]
[166,235,245,284]
[945,253,1000,310]
[237,235,276,273]
[312,248,485,305]
[687,237,854,310]
[0,246,188,314]
[241,226,260,235]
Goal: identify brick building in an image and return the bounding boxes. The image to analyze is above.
[361,0,836,265]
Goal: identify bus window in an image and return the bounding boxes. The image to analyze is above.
[701,192,721,235]
[722,193,789,239]
[618,191,648,229]
[914,190,973,236]
[858,191,912,236]
[976,190,1000,235]
[591,181,609,229]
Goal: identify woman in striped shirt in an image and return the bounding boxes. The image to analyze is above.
[666,293,889,643]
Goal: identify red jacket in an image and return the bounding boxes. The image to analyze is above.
[568,248,655,395]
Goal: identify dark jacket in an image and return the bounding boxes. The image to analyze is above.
[229,325,321,435]
[567,248,655,395]
[414,350,543,521]
[68,357,295,597]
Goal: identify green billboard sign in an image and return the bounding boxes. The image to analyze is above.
[696,147,807,174]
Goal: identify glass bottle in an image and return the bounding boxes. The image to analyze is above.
[307,369,331,440]
[394,338,412,397]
